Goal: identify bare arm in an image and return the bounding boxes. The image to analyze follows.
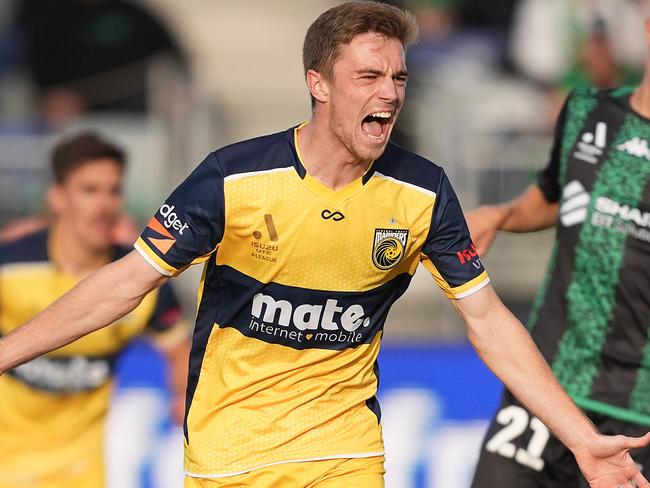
[0,250,168,374]
[454,285,596,449]
[466,185,559,255]
[454,285,650,487]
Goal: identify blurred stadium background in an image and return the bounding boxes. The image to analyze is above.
[1,0,649,486]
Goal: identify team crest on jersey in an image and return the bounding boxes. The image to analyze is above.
[372,228,408,270]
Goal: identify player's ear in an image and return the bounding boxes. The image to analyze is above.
[47,185,65,216]
[306,69,329,104]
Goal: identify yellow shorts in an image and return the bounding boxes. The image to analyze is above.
[0,455,104,488]
[184,456,385,488]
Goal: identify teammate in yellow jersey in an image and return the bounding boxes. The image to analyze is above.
[0,3,649,488]
[0,132,190,488]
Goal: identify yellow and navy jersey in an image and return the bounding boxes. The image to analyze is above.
[135,124,489,478]
[0,229,184,483]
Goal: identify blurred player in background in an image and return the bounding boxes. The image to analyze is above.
[468,16,650,488]
[0,132,189,488]
[0,3,649,488]
[0,213,139,246]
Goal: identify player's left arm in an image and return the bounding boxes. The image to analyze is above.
[454,285,650,488]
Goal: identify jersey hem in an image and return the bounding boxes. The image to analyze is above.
[134,239,176,276]
[452,272,490,299]
[574,396,650,427]
[184,451,385,479]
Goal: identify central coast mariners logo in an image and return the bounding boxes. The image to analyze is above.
[372,228,408,270]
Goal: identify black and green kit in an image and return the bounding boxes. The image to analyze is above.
[471,86,650,487]
[533,85,650,426]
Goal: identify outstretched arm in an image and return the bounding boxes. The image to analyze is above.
[455,285,650,488]
[466,185,559,255]
[0,250,168,374]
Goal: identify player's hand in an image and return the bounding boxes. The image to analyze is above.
[572,432,650,487]
[465,205,506,256]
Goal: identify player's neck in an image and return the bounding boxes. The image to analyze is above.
[49,222,112,279]
[297,118,371,190]
[630,76,650,118]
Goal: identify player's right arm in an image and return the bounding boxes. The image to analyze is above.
[466,93,572,255]
[0,251,167,375]
[455,284,650,488]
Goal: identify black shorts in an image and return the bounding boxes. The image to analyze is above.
[471,389,650,488]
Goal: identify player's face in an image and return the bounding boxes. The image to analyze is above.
[53,158,123,251]
[327,33,407,162]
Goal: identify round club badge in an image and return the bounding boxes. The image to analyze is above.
[372,228,409,270]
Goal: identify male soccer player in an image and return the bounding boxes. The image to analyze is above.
[0,132,189,488]
[467,17,650,488]
[0,3,649,488]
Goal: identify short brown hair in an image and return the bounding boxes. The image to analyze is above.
[51,132,126,183]
[303,1,418,81]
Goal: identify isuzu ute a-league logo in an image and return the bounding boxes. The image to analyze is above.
[372,228,408,270]
[574,122,607,164]
[251,214,280,263]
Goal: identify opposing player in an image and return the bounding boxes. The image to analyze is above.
[0,132,189,488]
[0,3,648,488]
[468,17,650,488]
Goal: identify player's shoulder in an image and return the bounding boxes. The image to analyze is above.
[567,85,599,99]
[212,128,294,179]
[597,85,635,101]
[0,229,49,266]
[372,141,445,196]
[597,86,637,113]
[567,85,633,106]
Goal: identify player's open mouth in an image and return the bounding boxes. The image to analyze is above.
[361,111,393,142]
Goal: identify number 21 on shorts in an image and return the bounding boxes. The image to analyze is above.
[486,405,551,471]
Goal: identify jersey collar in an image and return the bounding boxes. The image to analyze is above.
[286,123,376,206]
